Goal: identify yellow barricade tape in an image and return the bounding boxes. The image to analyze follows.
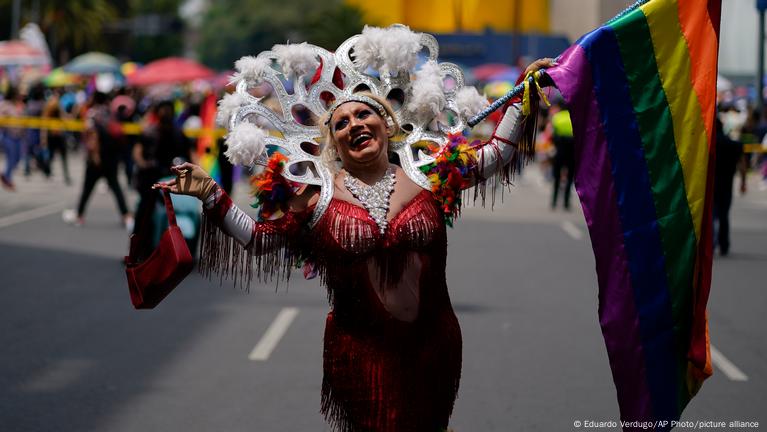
[6,115,764,152]
[0,116,227,139]
[744,144,766,154]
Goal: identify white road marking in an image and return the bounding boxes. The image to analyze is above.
[20,359,92,392]
[561,220,584,240]
[710,345,748,381]
[248,307,299,361]
[0,202,66,229]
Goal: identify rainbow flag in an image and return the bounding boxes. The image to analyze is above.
[198,93,221,182]
[546,0,719,428]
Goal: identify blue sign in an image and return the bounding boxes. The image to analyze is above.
[759,0,767,12]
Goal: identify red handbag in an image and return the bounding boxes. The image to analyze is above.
[125,190,194,309]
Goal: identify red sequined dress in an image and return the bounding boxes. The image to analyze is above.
[201,187,459,431]
[198,103,529,432]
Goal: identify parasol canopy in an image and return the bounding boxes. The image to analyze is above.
[471,63,517,81]
[44,67,79,87]
[0,40,50,67]
[209,70,235,90]
[127,57,215,86]
[63,52,120,75]
[716,74,732,92]
[484,81,515,99]
[121,61,141,77]
[485,67,521,83]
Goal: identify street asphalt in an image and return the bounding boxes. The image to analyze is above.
[0,153,764,431]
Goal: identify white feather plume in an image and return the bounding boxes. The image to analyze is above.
[224,122,268,166]
[215,92,247,127]
[454,87,489,119]
[407,61,446,122]
[353,25,421,74]
[273,42,319,78]
[380,26,421,73]
[230,56,271,85]
[353,26,386,71]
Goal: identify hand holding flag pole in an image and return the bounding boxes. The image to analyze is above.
[467,0,652,128]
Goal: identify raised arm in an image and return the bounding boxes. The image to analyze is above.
[470,102,525,184]
[471,58,556,185]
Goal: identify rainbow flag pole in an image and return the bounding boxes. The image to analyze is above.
[543,0,720,430]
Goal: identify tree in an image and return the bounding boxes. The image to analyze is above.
[303,2,366,50]
[0,0,186,65]
[197,0,365,70]
[112,0,185,63]
[0,0,116,62]
[39,0,118,63]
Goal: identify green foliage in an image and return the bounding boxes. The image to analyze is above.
[129,0,182,14]
[122,0,186,62]
[0,0,186,64]
[130,34,184,63]
[0,0,12,40]
[197,0,365,70]
[41,0,118,53]
[303,2,366,49]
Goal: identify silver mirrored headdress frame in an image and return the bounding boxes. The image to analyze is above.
[226,24,476,227]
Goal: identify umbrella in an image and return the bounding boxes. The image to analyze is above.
[486,67,521,83]
[63,52,120,75]
[472,63,516,81]
[44,67,79,87]
[121,61,141,77]
[0,40,49,67]
[484,81,515,99]
[716,74,732,92]
[127,57,215,86]
[455,63,476,85]
[209,70,235,90]
[111,95,136,117]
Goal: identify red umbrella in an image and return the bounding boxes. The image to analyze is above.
[127,57,215,86]
[0,40,49,67]
[471,63,516,81]
[209,70,235,91]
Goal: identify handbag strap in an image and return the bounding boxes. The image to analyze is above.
[163,190,178,227]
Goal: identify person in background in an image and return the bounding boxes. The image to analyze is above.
[24,84,50,178]
[550,101,575,210]
[109,94,139,187]
[64,92,133,229]
[713,116,746,256]
[131,100,193,259]
[41,93,72,185]
[0,86,25,191]
[720,101,748,141]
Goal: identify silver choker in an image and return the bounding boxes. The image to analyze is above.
[344,168,397,234]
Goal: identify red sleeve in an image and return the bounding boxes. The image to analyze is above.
[200,189,309,287]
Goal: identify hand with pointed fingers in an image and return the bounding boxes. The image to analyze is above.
[152,162,218,200]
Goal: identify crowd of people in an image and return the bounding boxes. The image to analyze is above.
[0,82,230,259]
[1,75,764,262]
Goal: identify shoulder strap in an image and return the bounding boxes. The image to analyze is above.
[163,191,177,226]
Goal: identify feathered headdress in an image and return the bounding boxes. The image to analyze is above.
[217,24,489,227]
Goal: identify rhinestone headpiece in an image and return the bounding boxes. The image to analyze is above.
[324,94,388,126]
[221,24,488,227]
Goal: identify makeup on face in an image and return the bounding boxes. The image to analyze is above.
[331,102,388,152]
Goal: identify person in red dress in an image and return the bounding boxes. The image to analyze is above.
[155,39,553,430]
